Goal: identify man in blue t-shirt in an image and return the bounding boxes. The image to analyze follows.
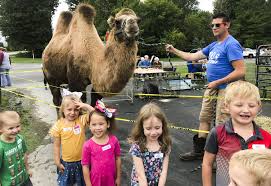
[166,13,245,161]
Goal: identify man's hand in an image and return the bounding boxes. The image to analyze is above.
[207,81,219,89]
[165,44,175,53]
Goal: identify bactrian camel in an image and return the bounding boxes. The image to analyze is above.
[42,3,139,109]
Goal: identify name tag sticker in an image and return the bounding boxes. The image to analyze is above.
[252,144,266,150]
[102,144,111,151]
[154,153,163,159]
[63,127,72,132]
[73,125,81,135]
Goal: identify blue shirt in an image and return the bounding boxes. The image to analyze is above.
[138,60,151,68]
[187,61,203,73]
[202,35,243,89]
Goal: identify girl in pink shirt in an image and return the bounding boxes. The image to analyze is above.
[81,100,121,186]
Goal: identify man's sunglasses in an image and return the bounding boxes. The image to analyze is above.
[211,23,225,29]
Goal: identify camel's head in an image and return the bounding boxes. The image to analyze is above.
[107,8,139,40]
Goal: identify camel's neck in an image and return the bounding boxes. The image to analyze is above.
[91,35,138,94]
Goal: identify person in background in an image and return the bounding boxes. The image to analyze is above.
[137,57,145,67]
[138,55,151,68]
[166,13,245,161]
[152,57,162,69]
[0,49,4,87]
[0,47,12,87]
[229,149,271,186]
[202,80,271,186]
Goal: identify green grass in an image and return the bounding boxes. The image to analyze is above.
[11,57,42,63]
[175,62,256,81]
[160,57,184,62]
[245,62,256,84]
[175,63,188,75]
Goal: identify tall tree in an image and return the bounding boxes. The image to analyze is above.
[138,0,183,55]
[213,0,239,20]
[170,0,199,30]
[214,0,271,48]
[0,0,58,56]
[231,0,271,47]
[172,0,199,13]
[183,11,213,49]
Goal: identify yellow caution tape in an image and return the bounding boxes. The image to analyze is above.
[1,86,269,133]
[0,69,42,75]
[135,93,221,99]
[9,69,42,74]
[5,85,49,91]
[1,88,209,133]
[8,72,271,101]
[1,87,59,108]
[168,125,209,134]
[115,117,209,134]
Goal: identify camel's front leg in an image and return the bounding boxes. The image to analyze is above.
[67,64,90,103]
[49,85,62,116]
[67,78,89,103]
[91,88,103,106]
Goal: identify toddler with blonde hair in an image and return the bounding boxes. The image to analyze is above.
[229,149,271,186]
[0,111,32,186]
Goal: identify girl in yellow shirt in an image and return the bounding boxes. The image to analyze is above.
[50,94,94,186]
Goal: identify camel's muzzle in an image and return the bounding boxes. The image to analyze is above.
[126,27,139,38]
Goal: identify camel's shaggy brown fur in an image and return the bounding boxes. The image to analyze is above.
[42,3,139,108]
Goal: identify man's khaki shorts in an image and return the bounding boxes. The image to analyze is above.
[199,88,229,125]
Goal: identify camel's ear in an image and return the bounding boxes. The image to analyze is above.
[107,16,115,28]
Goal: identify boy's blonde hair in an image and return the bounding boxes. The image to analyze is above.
[59,95,82,118]
[128,102,172,154]
[224,80,261,105]
[0,111,20,129]
[229,149,271,186]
